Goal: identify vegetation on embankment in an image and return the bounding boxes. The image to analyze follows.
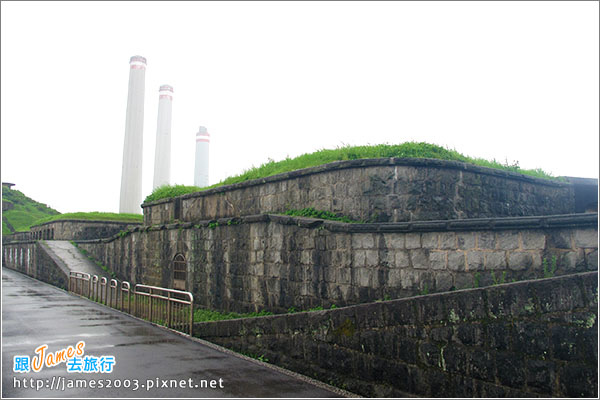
[144,184,203,204]
[2,186,60,234]
[144,142,560,203]
[283,207,362,223]
[34,212,143,225]
[194,308,273,322]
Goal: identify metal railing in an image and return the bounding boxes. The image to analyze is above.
[69,272,91,297]
[68,271,194,335]
[133,284,194,335]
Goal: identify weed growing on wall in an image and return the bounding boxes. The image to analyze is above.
[283,207,362,223]
[491,271,507,285]
[543,256,558,278]
[193,308,273,322]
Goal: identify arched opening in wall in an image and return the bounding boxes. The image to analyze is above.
[172,254,187,291]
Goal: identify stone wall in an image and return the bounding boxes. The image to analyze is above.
[28,220,142,241]
[142,158,575,225]
[2,241,69,290]
[77,213,597,314]
[193,271,598,398]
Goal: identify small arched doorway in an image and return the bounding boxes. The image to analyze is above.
[172,254,187,290]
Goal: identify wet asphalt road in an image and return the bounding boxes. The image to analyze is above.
[1,268,347,398]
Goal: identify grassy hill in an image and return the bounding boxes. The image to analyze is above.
[2,187,143,236]
[2,186,60,235]
[145,142,559,203]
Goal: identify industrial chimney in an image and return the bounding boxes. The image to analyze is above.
[152,85,173,189]
[194,126,210,187]
[119,55,146,214]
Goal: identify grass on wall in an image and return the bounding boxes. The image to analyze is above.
[34,212,143,225]
[144,142,561,203]
[194,308,273,322]
[283,207,362,223]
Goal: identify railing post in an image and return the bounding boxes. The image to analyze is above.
[149,289,153,323]
[167,292,172,329]
[189,294,194,336]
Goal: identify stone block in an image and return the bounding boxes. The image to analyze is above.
[439,232,456,249]
[356,268,372,287]
[352,251,366,267]
[352,233,375,249]
[508,251,533,271]
[457,232,476,250]
[410,249,430,269]
[418,342,441,368]
[395,338,418,365]
[522,231,546,250]
[300,250,313,265]
[477,231,496,249]
[400,269,417,290]
[323,267,336,283]
[558,251,578,271]
[485,251,506,270]
[485,322,511,351]
[534,276,585,313]
[335,268,352,285]
[468,349,495,383]
[586,249,598,270]
[448,251,466,272]
[453,273,473,290]
[496,232,520,250]
[559,363,598,397]
[365,250,379,267]
[512,321,549,358]
[435,272,453,292]
[336,234,351,249]
[574,228,598,248]
[495,352,526,388]
[383,233,404,250]
[394,251,410,268]
[466,251,485,271]
[547,230,573,250]
[454,324,484,347]
[387,268,402,287]
[550,325,580,362]
[442,343,468,375]
[429,251,447,270]
[421,233,438,249]
[405,233,421,249]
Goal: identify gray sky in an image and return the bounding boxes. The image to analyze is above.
[1,1,598,214]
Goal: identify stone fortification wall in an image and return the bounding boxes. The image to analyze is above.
[28,219,142,241]
[194,271,598,398]
[142,158,575,225]
[2,241,69,290]
[77,213,597,314]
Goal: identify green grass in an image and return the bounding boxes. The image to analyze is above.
[194,308,273,322]
[34,212,143,225]
[144,142,560,203]
[283,207,361,223]
[2,187,60,234]
[144,184,203,204]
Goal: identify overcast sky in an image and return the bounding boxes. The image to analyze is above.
[1,1,598,214]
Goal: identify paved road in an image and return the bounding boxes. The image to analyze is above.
[2,268,349,398]
[42,241,108,278]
